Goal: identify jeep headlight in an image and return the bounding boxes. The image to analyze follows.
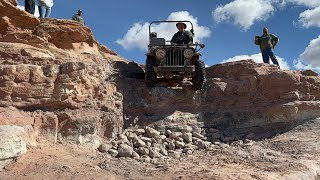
[183,49,194,59]
[155,49,166,59]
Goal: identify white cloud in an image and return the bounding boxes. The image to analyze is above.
[294,36,320,71]
[220,53,290,70]
[212,0,275,31]
[116,11,211,50]
[284,0,320,8]
[298,6,320,28]
[17,5,40,18]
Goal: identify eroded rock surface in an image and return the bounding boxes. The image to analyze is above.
[117,60,320,141]
[1,0,320,178]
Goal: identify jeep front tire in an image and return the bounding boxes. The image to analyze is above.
[192,60,206,90]
[145,58,156,87]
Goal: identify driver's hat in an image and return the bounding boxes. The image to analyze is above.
[176,22,187,29]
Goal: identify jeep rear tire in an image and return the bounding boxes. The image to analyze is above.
[192,60,206,90]
[145,58,156,87]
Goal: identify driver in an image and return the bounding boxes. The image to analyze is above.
[171,22,193,44]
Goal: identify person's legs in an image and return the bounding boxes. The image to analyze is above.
[266,48,280,68]
[25,0,35,14]
[45,7,51,18]
[261,50,270,64]
[38,6,46,18]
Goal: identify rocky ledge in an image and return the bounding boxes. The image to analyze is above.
[1,0,320,171]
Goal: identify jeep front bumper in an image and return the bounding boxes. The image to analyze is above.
[154,66,195,73]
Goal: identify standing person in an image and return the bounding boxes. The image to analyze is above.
[25,0,35,14]
[171,22,194,45]
[255,27,280,68]
[72,10,85,25]
[38,0,53,18]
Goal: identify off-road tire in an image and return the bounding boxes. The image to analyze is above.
[145,58,156,87]
[192,60,206,90]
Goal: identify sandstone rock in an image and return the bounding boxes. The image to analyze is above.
[140,137,152,143]
[301,69,318,76]
[117,144,134,158]
[165,129,172,136]
[181,125,193,133]
[170,132,183,140]
[149,148,162,159]
[98,144,112,153]
[170,151,181,159]
[133,138,146,148]
[127,133,139,142]
[145,127,160,138]
[0,125,27,168]
[160,135,167,140]
[0,107,34,126]
[193,140,206,150]
[108,149,118,157]
[0,0,39,37]
[135,147,149,156]
[132,151,140,159]
[183,148,194,155]
[184,144,198,149]
[174,141,185,149]
[182,133,192,143]
[150,158,158,164]
[133,129,145,135]
[8,0,17,6]
[168,142,175,150]
[192,132,206,140]
[280,91,300,101]
[163,138,172,144]
[159,147,168,156]
[118,134,128,141]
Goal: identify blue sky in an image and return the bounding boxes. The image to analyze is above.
[18,0,320,71]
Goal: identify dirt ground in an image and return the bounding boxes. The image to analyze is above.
[1,118,320,180]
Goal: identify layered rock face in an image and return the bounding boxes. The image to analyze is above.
[0,0,123,155]
[1,0,320,170]
[117,60,320,140]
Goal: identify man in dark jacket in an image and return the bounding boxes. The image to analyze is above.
[255,27,280,68]
[72,10,85,25]
[25,0,35,14]
[171,22,193,45]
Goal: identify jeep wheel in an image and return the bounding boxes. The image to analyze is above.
[192,60,206,90]
[145,58,156,87]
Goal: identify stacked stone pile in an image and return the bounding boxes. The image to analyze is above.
[98,126,223,162]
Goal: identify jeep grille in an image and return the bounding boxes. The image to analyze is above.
[165,49,185,66]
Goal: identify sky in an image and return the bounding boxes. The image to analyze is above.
[17,0,320,71]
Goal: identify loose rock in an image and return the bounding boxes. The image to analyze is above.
[145,127,160,138]
[98,144,112,153]
[117,144,134,158]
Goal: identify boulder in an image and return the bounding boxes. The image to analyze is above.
[0,125,27,168]
[117,144,134,158]
[301,69,318,76]
[182,133,193,143]
[174,141,185,149]
[98,144,112,153]
[135,147,149,156]
[145,127,160,138]
[133,138,146,148]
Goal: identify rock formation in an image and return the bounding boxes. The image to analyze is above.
[1,0,320,171]
[0,0,123,167]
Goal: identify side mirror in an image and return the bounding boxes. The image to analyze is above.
[200,44,205,48]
